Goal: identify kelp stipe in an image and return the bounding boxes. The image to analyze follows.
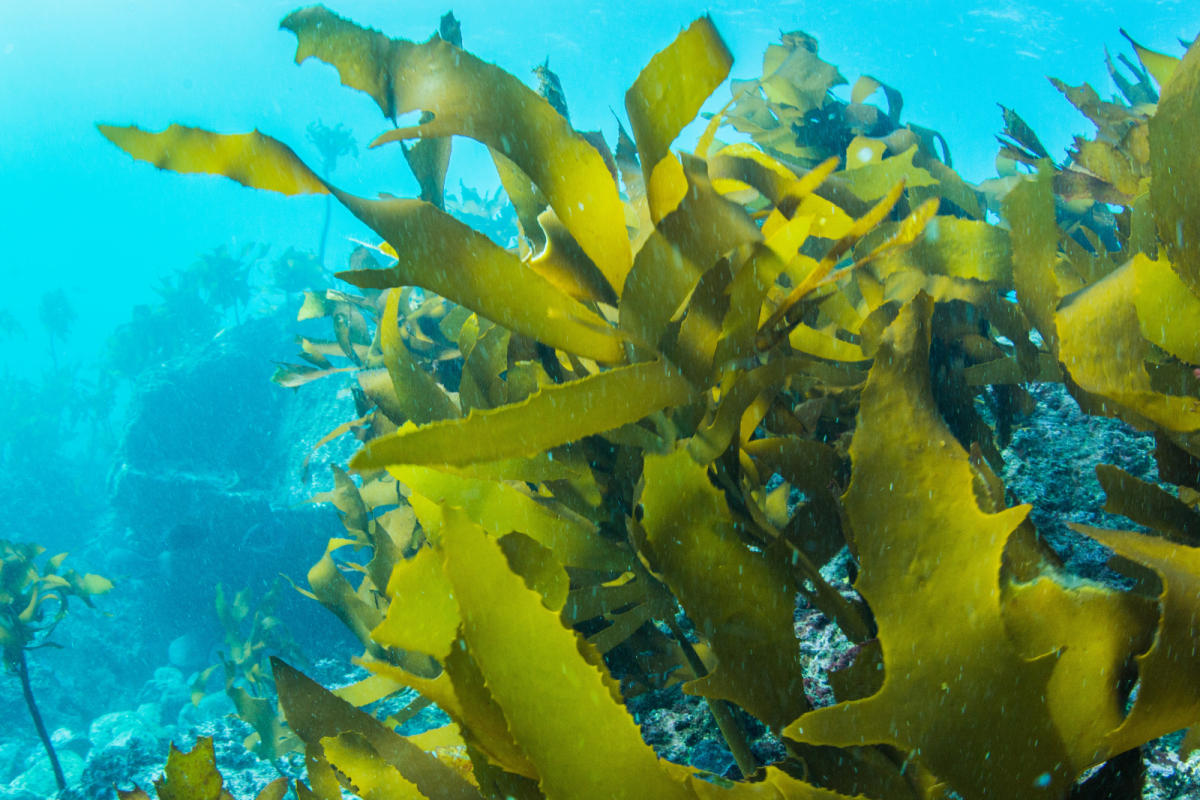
[97,7,1200,799]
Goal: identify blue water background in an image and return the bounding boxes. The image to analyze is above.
[0,0,1197,376]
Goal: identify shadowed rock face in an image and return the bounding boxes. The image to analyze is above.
[106,306,358,649]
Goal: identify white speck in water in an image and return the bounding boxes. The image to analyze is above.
[4,44,13,55]
[856,146,874,164]
[1034,772,1052,788]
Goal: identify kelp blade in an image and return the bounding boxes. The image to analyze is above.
[336,197,626,365]
[438,508,693,800]
[282,7,632,295]
[104,122,625,366]
[351,361,698,471]
[98,124,327,195]
[625,17,733,192]
[787,293,1071,799]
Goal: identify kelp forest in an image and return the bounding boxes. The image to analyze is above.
[69,4,1200,799]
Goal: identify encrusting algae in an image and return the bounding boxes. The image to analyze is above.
[97,5,1200,799]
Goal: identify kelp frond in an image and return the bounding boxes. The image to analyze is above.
[97,9,1200,800]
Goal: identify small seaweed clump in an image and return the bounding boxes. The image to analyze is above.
[1,541,112,792]
[116,737,287,800]
[99,5,1200,800]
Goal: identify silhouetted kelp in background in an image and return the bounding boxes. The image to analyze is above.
[98,5,1200,799]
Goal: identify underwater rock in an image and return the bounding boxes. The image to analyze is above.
[0,743,25,787]
[89,706,169,752]
[795,548,861,709]
[176,717,305,800]
[64,732,163,800]
[166,631,207,671]
[176,691,235,731]
[1144,745,1200,800]
[5,750,84,798]
[107,306,356,653]
[688,739,737,776]
[999,383,1160,584]
[136,667,191,725]
[627,685,785,780]
[51,728,91,759]
[64,698,301,800]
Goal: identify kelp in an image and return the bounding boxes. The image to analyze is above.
[117,737,289,800]
[1,541,112,792]
[185,582,306,760]
[99,7,1200,800]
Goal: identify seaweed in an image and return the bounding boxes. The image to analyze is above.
[0,308,23,340]
[95,7,1200,800]
[116,737,288,800]
[190,581,306,762]
[103,242,269,380]
[38,287,76,371]
[306,121,358,264]
[0,541,112,792]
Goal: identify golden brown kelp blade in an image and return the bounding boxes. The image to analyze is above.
[380,288,460,425]
[1000,576,1157,771]
[332,196,626,364]
[1069,526,1200,757]
[369,545,459,660]
[1096,463,1200,546]
[273,657,483,800]
[757,179,909,342]
[639,448,810,731]
[1120,28,1182,88]
[997,104,1051,162]
[625,17,732,202]
[439,509,689,799]
[1149,38,1200,293]
[1005,163,1062,356]
[152,738,226,800]
[350,361,697,471]
[1056,261,1200,432]
[281,6,631,295]
[101,123,625,364]
[1133,253,1200,365]
[97,124,328,195]
[435,507,851,800]
[619,154,762,353]
[786,292,1072,800]
[395,465,632,572]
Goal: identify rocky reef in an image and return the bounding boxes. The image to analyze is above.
[3,336,1192,797]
